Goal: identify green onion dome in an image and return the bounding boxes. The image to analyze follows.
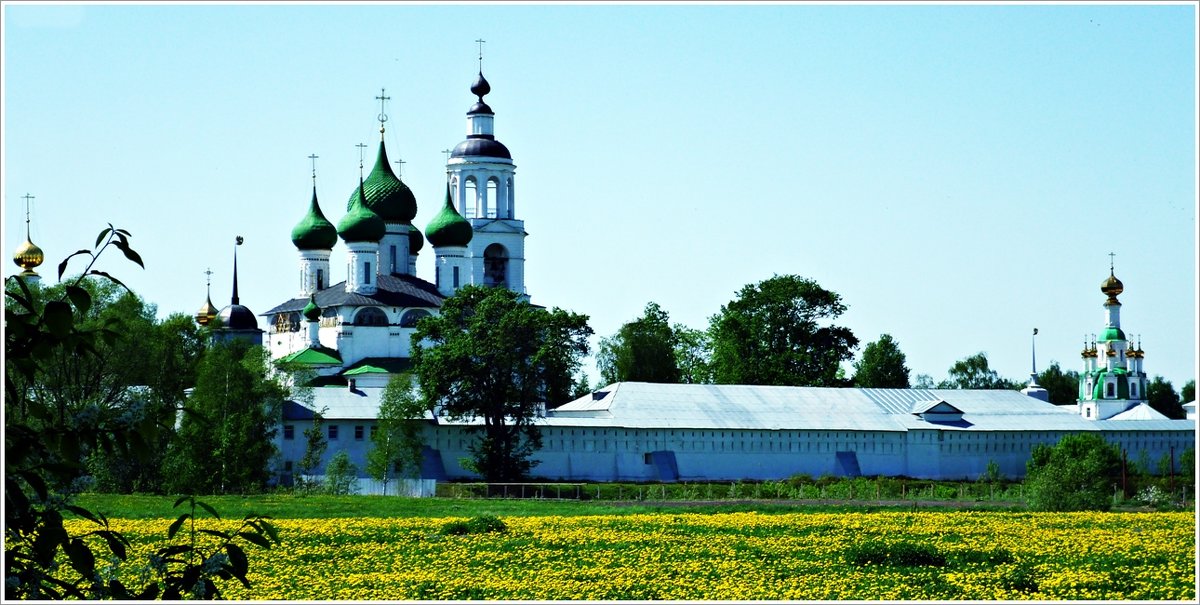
[349,141,417,224]
[408,225,425,254]
[291,187,338,250]
[302,294,321,321]
[337,179,386,243]
[425,184,473,248]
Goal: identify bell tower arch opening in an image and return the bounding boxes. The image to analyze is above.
[483,243,509,288]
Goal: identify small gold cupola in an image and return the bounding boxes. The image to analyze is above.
[12,194,44,281]
[195,268,218,326]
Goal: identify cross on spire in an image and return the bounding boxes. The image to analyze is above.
[394,157,406,178]
[356,143,368,177]
[20,193,34,236]
[204,267,213,288]
[308,153,319,182]
[475,38,486,71]
[1108,251,1116,273]
[442,148,452,163]
[376,87,390,134]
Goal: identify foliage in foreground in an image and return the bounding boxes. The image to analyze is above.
[4,226,278,599]
[68,511,1194,601]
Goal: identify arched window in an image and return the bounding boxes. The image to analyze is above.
[399,309,431,328]
[288,312,301,332]
[1131,383,1138,398]
[483,243,508,288]
[486,178,499,218]
[463,177,478,218]
[1106,383,1115,398]
[352,307,388,326]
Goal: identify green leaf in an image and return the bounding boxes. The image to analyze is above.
[58,249,93,280]
[95,226,112,248]
[167,513,189,540]
[43,300,74,338]
[64,504,100,525]
[173,495,191,508]
[197,528,231,540]
[112,237,145,269]
[66,538,96,578]
[98,530,128,560]
[237,531,271,548]
[65,285,92,316]
[196,500,220,520]
[225,543,249,582]
[88,270,131,294]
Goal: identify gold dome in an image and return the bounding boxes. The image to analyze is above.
[195,295,219,326]
[13,238,44,271]
[1101,272,1123,301]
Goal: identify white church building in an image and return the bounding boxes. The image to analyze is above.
[217,67,1194,486]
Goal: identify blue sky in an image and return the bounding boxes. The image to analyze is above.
[3,2,1196,390]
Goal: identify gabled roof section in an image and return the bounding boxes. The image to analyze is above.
[263,273,444,316]
[1107,403,1169,421]
[279,346,342,366]
[342,357,412,376]
[471,219,525,234]
[911,399,963,415]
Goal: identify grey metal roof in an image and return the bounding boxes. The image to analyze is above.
[264,273,443,316]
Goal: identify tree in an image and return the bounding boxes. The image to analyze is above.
[937,352,1021,390]
[1180,379,1195,404]
[1025,433,1122,511]
[296,411,328,493]
[164,339,285,494]
[596,302,680,385]
[5,225,277,599]
[673,324,713,384]
[912,374,937,389]
[1146,376,1184,419]
[852,334,910,388]
[366,373,428,493]
[324,451,359,495]
[412,285,592,482]
[707,275,858,387]
[1036,361,1080,406]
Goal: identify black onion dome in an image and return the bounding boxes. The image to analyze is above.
[471,72,491,98]
[451,138,511,159]
[218,304,259,330]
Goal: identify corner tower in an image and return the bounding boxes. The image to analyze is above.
[446,60,527,298]
[1077,259,1150,420]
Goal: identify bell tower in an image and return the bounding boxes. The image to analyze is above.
[445,42,527,299]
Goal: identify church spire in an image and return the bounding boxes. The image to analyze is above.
[12,193,45,284]
[195,267,218,326]
[231,236,243,305]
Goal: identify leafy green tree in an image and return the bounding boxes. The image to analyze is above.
[324,451,359,495]
[1146,376,1184,419]
[1025,433,1122,511]
[597,302,681,385]
[1036,361,1080,406]
[412,285,592,481]
[852,334,910,388]
[937,352,1020,390]
[5,225,277,599]
[1180,379,1194,404]
[673,324,713,384]
[296,412,328,492]
[708,275,858,387]
[164,339,285,494]
[366,373,428,493]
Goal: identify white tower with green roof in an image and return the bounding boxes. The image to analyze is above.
[291,157,338,298]
[427,183,474,297]
[1077,261,1152,420]
[445,61,527,298]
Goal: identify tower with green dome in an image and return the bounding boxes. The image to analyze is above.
[1077,260,1154,421]
[291,160,338,298]
[427,182,473,296]
[338,177,386,296]
[354,90,424,279]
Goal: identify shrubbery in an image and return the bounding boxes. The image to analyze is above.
[1025,433,1121,511]
[441,514,508,536]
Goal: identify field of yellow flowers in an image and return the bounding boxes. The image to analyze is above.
[69,510,1194,600]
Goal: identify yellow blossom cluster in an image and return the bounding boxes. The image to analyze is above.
[67,510,1195,600]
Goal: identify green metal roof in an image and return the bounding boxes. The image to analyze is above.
[408,225,425,253]
[280,346,342,366]
[425,184,473,247]
[342,357,412,376]
[350,140,417,224]
[337,180,386,243]
[1100,326,1126,342]
[291,187,338,250]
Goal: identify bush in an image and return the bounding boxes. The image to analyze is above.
[846,540,946,567]
[441,514,508,536]
[324,451,358,496]
[1025,433,1121,511]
